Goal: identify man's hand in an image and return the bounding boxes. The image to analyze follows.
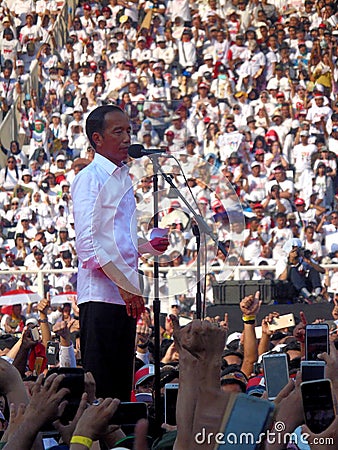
[270,372,304,433]
[118,287,145,319]
[318,341,338,393]
[293,311,307,343]
[302,416,338,450]
[25,373,69,427]
[73,397,120,441]
[204,314,229,333]
[261,312,279,336]
[138,236,170,256]
[1,403,27,443]
[149,236,169,254]
[21,327,38,350]
[37,298,50,316]
[53,321,71,345]
[240,291,262,316]
[53,392,88,445]
[136,323,151,347]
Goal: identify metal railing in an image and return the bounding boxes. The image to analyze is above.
[2,264,337,301]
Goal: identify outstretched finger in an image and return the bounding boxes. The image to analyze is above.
[300,311,307,325]
[170,314,180,335]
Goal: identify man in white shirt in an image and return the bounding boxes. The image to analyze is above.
[306,93,332,123]
[131,37,152,68]
[292,130,317,184]
[152,35,175,69]
[177,28,197,71]
[246,162,268,202]
[72,105,169,400]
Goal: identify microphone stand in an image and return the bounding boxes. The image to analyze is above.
[157,167,228,314]
[148,154,228,431]
[149,154,162,435]
[192,223,202,319]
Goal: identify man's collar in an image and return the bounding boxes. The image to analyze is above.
[94,152,128,175]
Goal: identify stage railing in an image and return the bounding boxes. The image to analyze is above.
[2,264,337,301]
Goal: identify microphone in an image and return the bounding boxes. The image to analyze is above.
[128,144,171,159]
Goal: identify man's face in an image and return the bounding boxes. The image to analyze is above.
[3,68,11,78]
[252,165,260,176]
[273,116,282,125]
[315,97,324,107]
[274,169,285,180]
[277,216,286,228]
[93,111,131,166]
[13,305,22,316]
[305,228,314,240]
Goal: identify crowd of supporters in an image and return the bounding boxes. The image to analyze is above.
[0,2,336,449]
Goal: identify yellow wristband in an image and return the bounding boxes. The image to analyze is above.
[242,315,256,322]
[70,436,93,448]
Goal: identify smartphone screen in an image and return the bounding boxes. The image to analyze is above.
[110,402,148,426]
[164,383,179,426]
[30,326,40,342]
[215,394,274,450]
[263,354,289,400]
[301,379,336,434]
[46,341,60,366]
[58,368,85,424]
[305,324,329,361]
[301,361,325,382]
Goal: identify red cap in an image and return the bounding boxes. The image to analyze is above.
[198,197,209,204]
[134,364,155,386]
[198,82,209,89]
[170,200,181,207]
[255,149,265,155]
[253,203,263,209]
[294,198,305,206]
[83,3,91,10]
[211,199,224,210]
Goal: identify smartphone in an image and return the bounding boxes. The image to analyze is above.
[305,324,329,361]
[164,383,179,426]
[263,353,289,400]
[301,361,325,382]
[301,379,336,434]
[110,402,148,426]
[214,394,274,450]
[255,313,295,339]
[30,326,40,342]
[46,341,60,366]
[58,367,85,424]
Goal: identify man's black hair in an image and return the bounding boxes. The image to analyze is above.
[275,212,286,220]
[86,105,124,149]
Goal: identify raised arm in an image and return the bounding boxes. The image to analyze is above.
[240,291,261,378]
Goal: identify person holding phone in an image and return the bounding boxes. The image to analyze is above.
[72,105,169,401]
[275,238,325,303]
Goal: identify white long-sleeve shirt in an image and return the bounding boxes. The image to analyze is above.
[72,153,139,305]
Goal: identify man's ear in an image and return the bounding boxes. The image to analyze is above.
[91,131,102,148]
